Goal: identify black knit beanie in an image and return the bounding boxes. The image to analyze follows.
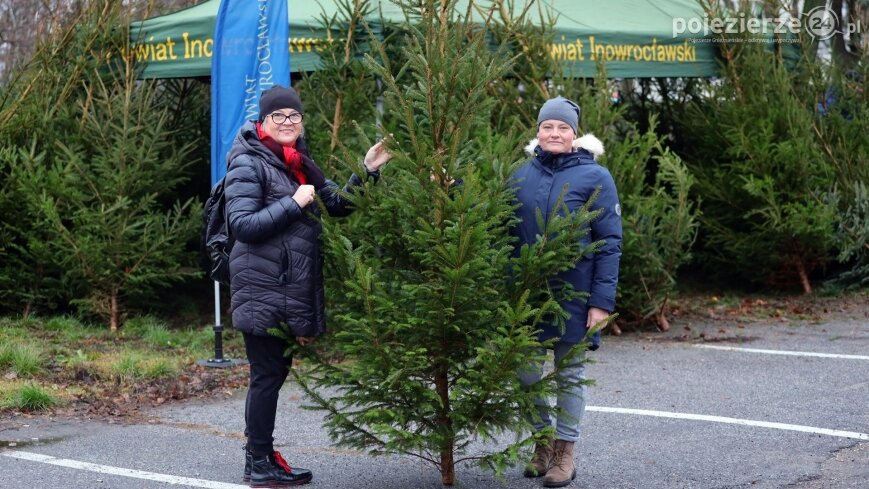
[259,85,303,121]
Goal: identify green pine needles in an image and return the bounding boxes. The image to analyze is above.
[680,22,837,293]
[0,2,200,329]
[282,1,599,485]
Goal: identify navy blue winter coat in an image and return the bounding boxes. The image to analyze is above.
[511,138,622,347]
[224,121,365,338]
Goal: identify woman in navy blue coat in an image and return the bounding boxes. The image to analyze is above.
[515,97,622,488]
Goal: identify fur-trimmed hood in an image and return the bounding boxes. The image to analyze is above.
[524,133,605,161]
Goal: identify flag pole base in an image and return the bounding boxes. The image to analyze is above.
[197,358,248,368]
[197,320,247,369]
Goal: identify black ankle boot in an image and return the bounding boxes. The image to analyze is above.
[242,446,252,483]
[249,451,312,487]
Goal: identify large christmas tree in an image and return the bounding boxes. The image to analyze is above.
[287,1,600,485]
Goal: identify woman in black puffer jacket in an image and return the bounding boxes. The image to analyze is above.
[224,85,390,487]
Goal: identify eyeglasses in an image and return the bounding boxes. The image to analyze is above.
[268,112,304,125]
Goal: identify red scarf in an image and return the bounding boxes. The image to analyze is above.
[256,122,307,185]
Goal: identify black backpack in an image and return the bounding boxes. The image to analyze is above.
[202,162,265,285]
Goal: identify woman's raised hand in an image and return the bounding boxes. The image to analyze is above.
[363,140,392,172]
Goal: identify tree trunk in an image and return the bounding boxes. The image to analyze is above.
[328,0,361,152]
[656,303,671,332]
[439,442,455,486]
[796,258,812,295]
[830,0,858,67]
[330,96,343,151]
[434,364,455,485]
[110,289,119,332]
[801,0,827,60]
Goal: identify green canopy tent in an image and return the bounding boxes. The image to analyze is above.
[131,0,721,79]
[517,0,720,78]
[130,0,343,77]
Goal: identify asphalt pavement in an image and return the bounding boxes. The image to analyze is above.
[1,313,867,489]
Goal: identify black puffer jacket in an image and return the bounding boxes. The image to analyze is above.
[224,121,365,337]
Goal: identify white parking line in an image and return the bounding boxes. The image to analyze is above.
[0,450,248,488]
[694,344,869,360]
[587,406,869,440]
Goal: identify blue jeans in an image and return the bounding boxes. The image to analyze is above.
[518,342,587,443]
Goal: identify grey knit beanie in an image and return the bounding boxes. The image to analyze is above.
[537,96,580,134]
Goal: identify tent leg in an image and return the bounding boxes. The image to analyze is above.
[197,281,247,368]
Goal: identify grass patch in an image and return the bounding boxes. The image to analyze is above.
[0,314,246,414]
[0,327,29,340]
[0,382,61,412]
[57,325,98,344]
[143,325,174,348]
[0,343,44,377]
[93,351,182,382]
[134,318,223,359]
[58,349,92,370]
[0,315,41,329]
[0,315,104,344]
[181,327,221,358]
[124,316,185,348]
[94,351,144,383]
[43,315,85,332]
[143,357,181,379]
[125,315,165,334]
[0,319,31,341]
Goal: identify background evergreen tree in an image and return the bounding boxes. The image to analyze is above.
[0,1,200,328]
[285,1,599,484]
[812,65,869,289]
[678,16,836,293]
[295,0,380,164]
[0,1,124,314]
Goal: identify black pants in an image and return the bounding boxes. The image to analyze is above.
[243,332,292,457]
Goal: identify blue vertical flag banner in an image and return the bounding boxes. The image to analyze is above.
[210,0,290,186]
